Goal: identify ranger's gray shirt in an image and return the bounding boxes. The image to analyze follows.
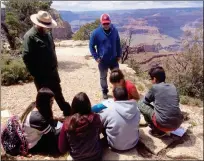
[143,82,183,129]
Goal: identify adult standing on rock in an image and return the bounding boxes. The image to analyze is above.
[89,14,122,99]
[22,11,71,117]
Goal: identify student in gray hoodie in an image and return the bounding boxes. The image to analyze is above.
[99,87,140,151]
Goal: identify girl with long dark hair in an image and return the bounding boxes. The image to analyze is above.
[21,88,61,154]
[58,92,102,161]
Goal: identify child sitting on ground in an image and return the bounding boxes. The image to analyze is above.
[21,88,61,155]
[110,69,140,100]
[99,86,140,151]
[58,92,102,161]
[92,69,140,113]
[138,66,183,137]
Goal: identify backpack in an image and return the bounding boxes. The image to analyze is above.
[1,116,28,156]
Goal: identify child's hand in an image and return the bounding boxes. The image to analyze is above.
[53,116,65,123]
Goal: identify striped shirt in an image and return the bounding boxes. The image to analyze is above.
[22,111,54,149]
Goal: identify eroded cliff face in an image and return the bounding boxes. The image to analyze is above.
[49,8,73,40]
[119,18,160,35]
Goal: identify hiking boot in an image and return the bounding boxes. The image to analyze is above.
[149,129,167,138]
[103,93,108,99]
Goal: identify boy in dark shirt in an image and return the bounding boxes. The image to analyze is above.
[138,66,183,137]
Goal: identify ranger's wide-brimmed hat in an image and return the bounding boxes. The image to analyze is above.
[30,10,57,28]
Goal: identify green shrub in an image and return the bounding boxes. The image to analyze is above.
[1,55,33,86]
[3,0,52,49]
[128,58,143,77]
[164,27,203,100]
[190,98,203,107]
[136,82,145,92]
[72,19,100,41]
[180,95,203,107]
[180,96,190,105]
[189,121,197,127]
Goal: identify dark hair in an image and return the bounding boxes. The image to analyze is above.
[71,92,91,115]
[65,92,92,133]
[21,88,54,123]
[148,66,166,83]
[36,88,54,121]
[110,69,125,84]
[113,86,128,101]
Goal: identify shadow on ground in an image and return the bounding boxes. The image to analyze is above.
[168,129,197,149]
[58,61,84,72]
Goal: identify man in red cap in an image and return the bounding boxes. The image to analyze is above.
[89,13,122,99]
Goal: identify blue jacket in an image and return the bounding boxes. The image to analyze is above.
[89,24,121,65]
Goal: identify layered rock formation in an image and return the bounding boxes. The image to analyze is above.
[50,9,73,40]
[120,18,160,35]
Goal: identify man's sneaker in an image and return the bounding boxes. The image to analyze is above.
[149,129,167,138]
[103,93,108,99]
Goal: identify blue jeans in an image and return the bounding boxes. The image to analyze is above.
[98,61,119,94]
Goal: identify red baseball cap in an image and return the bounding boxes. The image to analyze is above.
[100,14,111,24]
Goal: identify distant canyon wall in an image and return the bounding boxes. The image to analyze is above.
[50,9,73,40]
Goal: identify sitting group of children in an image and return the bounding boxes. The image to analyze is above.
[20,66,183,160]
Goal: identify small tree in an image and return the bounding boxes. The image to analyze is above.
[72,19,100,40]
[121,30,133,63]
[120,30,133,51]
[164,26,203,99]
[2,0,52,49]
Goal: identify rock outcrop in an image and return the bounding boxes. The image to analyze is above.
[120,18,160,35]
[134,43,160,53]
[49,9,73,40]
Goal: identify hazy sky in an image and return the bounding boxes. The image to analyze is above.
[51,1,203,11]
[1,1,203,11]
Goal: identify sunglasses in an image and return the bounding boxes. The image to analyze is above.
[102,23,110,26]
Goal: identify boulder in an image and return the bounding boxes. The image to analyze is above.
[139,127,176,155]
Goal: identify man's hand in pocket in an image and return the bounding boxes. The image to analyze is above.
[96,58,101,63]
